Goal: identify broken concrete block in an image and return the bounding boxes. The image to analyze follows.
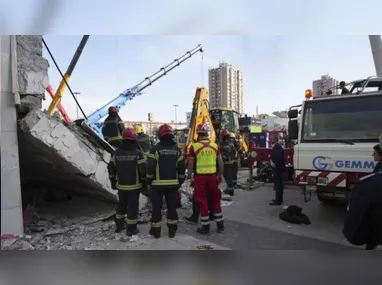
[16,35,49,96]
[18,109,118,202]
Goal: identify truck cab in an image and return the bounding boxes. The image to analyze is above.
[288,76,382,203]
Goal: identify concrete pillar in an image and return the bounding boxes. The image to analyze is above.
[1,36,24,235]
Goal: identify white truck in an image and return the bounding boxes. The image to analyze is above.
[288,77,382,203]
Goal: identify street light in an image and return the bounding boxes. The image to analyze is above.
[173,104,178,128]
[73,92,81,119]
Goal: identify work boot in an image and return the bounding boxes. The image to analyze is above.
[149,227,161,239]
[217,221,225,233]
[185,215,198,224]
[168,224,178,238]
[114,218,125,233]
[224,189,234,196]
[196,224,210,236]
[126,224,139,237]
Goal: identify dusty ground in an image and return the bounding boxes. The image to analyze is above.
[2,169,356,250]
[1,181,240,251]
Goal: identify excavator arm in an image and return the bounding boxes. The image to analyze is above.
[185,87,216,153]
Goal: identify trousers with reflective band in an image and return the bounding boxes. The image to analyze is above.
[193,141,218,175]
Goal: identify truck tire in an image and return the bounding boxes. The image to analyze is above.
[317,194,337,205]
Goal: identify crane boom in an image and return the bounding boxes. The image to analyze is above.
[87,44,203,127]
[369,35,382,77]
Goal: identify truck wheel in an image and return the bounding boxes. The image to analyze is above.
[317,194,336,205]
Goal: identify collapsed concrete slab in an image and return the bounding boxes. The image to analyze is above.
[18,108,118,202]
[13,35,149,209]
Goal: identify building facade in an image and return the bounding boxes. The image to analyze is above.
[208,62,244,115]
[312,75,339,98]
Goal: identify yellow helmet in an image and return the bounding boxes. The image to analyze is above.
[229,132,236,138]
[134,125,143,134]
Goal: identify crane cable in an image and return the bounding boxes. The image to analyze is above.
[42,38,88,119]
[201,49,204,86]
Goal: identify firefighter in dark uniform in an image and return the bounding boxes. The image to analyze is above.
[102,106,125,148]
[108,127,147,236]
[230,132,240,189]
[220,129,236,196]
[135,125,152,156]
[343,172,382,250]
[147,124,186,239]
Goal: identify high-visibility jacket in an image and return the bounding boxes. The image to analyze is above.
[102,114,125,142]
[192,140,219,175]
[147,139,186,187]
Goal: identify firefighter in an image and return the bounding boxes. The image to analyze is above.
[108,127,147,236]
[187,123,225,235]
[102,106,125,148]
[147,124,186,239]
[135,125,152,156]
[220,129,235,196]
[343,172,382,250]
[230,132,240,189]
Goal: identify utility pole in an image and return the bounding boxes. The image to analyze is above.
[73,92,81,119]
[173,104,178,128]
[173,104,178,141]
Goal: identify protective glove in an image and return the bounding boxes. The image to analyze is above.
[110,180,117,190]
[216,176,223,184]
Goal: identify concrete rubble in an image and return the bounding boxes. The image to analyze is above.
[1,181,238,250]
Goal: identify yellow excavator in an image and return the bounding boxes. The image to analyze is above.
[185,87,248,160]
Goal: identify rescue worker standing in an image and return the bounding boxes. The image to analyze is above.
[147,124,186,239]
[102,106,125,148]
[269,135,286,205]
[230,132,240,189]
[187,123,225,235]
[108,127,147,236]
[220,129,236,196]
[343,172,382,250]
[135,125,152,156]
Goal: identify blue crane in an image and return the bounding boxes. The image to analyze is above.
[85,44,204,138]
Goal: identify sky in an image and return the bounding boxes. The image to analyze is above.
[1,0,381,123]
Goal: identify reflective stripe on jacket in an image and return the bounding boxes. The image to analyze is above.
[147,142,186,187]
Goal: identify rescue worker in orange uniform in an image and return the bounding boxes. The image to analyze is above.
[102,106,125,148]
[108,127,147,236]
[220,129,236,196]
[147,124,186,238]
[187,123,225,235]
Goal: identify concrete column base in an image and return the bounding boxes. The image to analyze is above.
[1,35,24,236]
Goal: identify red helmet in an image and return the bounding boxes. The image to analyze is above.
[122,127,136,141]
[220,129,230,137]
[158,124,173,138]
[197,123,210,135]
[108,106,117,114]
